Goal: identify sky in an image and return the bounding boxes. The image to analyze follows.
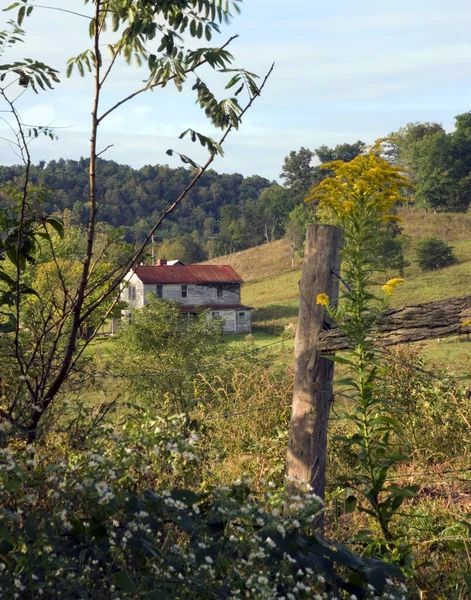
[1,0,471,180]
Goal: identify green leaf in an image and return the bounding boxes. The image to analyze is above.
[464,573,471,591]
[45,217,64,238]
[323,354,355,366]
[3,2,20,12]
[344,493,357,513]
[17,5,25,26]
[0,315,16,333]
[114,572,136,594]
[20,285,39,298]
[24,514,37,541]
[0,271,15,286]
[3,478,22,491]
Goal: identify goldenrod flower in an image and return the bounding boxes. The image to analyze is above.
[462,318,471,327]
[382,278,405,296]
[316,294,329,306]
[305,145,413,224]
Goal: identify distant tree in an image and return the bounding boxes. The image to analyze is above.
[257,184,297,243]
[285,203,318,264]
[416,237,458,271]
[315,140,365,164]
[0,159,271,242]
[388,118,471,212]
[280,142,365,199]
[217,205,246,254]
[371,221,410,275]
[280,147,316,195]
[158,233,206,264]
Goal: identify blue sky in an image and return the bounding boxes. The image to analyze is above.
[1,0,471,180]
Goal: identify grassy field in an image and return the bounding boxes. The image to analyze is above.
[209,208,471,376]
[204,238,301,281]
[91,209,471,372]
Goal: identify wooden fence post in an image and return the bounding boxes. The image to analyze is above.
[286,224,342,528]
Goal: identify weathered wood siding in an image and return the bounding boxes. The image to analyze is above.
[205,309,251,334]
[120,274,251,334]
[236,309,251,334]
[143,282,241,305]
[120,272,145,310]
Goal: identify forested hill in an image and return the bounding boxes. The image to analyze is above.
[0,157,272,248]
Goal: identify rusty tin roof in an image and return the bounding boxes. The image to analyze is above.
[132,265,243,284]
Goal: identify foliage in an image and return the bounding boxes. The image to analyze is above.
[0,0,271,435]
[381,345,471,461]
[280,142,365,198]
[279,147,317,196]
[0,206,62,333]
[196,357,293,488]
[285,203,318,263]
[389,114,471,212]
[307,145,416,559]
[415,236,458,271]
[0,415,407,599]
[116,298,225,415]
[159,232,207,263]
[370,220,409,275]
[0,160,271,248]
[315,140,365,167]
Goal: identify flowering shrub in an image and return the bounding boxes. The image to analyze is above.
[0,415,408,599]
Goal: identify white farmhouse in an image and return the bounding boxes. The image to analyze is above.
[121,259,252,334]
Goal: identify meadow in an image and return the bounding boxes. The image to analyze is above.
[206,209,471,377]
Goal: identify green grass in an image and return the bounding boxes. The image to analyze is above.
[221,209,471,372]
[87,210,471,369]
[83,336,117,358]
[224,331,281,346]
[414,337,471,379]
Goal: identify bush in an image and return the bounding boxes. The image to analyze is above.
[0,418,407,599]
[416,236,458,271]
[115,297,226,416]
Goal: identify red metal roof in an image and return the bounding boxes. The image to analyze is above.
[133,265,243,284]
[180,304,252,312]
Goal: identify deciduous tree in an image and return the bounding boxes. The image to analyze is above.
[0,1,272,437]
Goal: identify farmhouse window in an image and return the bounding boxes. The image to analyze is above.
[217,284,223,297]
[129,286,136,300]
[212,311,220,318]
[238,311,246,321]
[181,284,188,298]
[156,284,163,298]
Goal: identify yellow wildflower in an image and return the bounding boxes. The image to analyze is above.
[382,278,405,296]
[316,294,329,306]
[342,201,355,214]
[462,318,471,327]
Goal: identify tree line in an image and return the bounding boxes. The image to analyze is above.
[2,112,471,264]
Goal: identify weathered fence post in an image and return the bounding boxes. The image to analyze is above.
[286,224,342,529]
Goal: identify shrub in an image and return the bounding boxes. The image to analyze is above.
[0,419,408,599]
[416,236,458,271]
[115,297,226,416]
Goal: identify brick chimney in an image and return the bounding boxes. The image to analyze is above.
[156,259,167,266]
